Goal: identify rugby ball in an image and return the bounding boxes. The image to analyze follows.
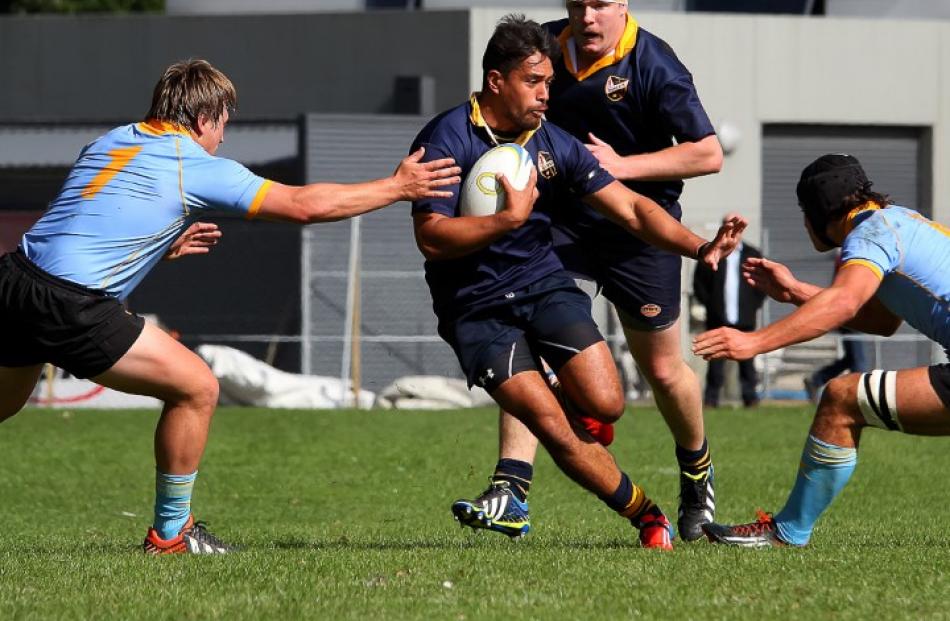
[459,144,533,217]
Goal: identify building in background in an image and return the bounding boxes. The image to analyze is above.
[2,4,948,391]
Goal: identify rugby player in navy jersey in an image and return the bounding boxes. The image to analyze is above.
[411,15,744,548]
[0,59,460,554]
[458,0,726,543]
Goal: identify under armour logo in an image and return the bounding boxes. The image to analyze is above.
[478,368,495,386]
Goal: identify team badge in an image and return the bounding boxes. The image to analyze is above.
[640,303,662,318]
[605,75,629,102]
[537,151,558,179]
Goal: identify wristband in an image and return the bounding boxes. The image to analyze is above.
[695,241,712,261]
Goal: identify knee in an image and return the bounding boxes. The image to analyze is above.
[815,375,862,427]
[179,368,220,413]
[578,390,625,424]
[640,357,691,393]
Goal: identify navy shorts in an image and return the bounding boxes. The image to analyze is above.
[439,272,605,394]
[553,205,683,332]
[0,249,145,379]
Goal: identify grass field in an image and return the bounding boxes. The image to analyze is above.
[2,403,949,620]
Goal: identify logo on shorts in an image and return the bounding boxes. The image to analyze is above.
[640,303,662,318]
[605,75,630,102]
[537,151,558,179]
[478,368,495,387]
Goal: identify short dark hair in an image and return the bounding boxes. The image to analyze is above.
[481,14,560,89]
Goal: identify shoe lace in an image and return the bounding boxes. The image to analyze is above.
[188,521,230,549]
[679,469,711,505]
[480,478,511,497]
[730,510,775,537]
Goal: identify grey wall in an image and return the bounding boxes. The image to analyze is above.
[827,0,950,19]
[0,12,470,123]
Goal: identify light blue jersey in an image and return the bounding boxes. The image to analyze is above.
[840,205,950,348]
[21,120,272,300]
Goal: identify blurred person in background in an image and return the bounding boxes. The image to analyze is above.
[693,213,765,408]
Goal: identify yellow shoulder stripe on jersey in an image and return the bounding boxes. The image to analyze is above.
[906,210,950,239]
[80,146,144,199]
[841,259,884,281]
[842,201,882,236]
[138,119,195,138]
[246,180,274,220]
[558,14,638,82]
[469,94,537,146]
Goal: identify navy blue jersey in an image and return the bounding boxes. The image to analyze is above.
[545,16,715,228]
[411,96,613,318]
[546,17,715,204]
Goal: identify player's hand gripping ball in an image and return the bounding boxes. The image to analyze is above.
[459,144,533,217]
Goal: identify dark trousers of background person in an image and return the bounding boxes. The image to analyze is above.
[703,323,758,407]
[811,329,870,386]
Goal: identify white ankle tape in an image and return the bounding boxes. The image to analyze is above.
[856,370,902,431]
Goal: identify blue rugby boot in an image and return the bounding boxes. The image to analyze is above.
[451,480,530,539]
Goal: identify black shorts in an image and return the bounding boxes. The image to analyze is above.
[927,364,950,410]
[553,206,683,332]
[439,272,605,394]
[0,249,145,378]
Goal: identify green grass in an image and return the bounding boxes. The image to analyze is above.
[2,404,949,620]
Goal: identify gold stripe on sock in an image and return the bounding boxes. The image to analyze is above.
[682,448,711,471]
[492,474,532,486]
[619,484,655,521]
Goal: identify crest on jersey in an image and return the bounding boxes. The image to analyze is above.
[605,75,630,102]
[537,151,558,179]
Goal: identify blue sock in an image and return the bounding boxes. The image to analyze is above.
[774,435,856,546]
[154,470,197,540]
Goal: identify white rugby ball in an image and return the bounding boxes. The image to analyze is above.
[459,144,533,217]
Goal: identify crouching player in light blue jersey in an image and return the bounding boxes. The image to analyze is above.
[693,153,950,547]
[0,59,460,555]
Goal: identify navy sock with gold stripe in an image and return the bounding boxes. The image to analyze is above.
[599,472,661,526]
[492,458,533,502]
[676,438,711,476]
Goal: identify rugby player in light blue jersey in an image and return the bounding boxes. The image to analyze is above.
[0,59,460,555]
[693,154,950,547]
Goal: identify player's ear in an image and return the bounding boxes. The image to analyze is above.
[486,69,504,95]
[194,112,219,137]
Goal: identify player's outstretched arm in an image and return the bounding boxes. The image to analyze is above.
[164,221,222,261]
[743,257,902,335]
[413,168,539,261]
[586,133,722,182]
[742,257,821,305]
[583,181,745,268]
[692,263,883,361]
[255,147,461,224]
